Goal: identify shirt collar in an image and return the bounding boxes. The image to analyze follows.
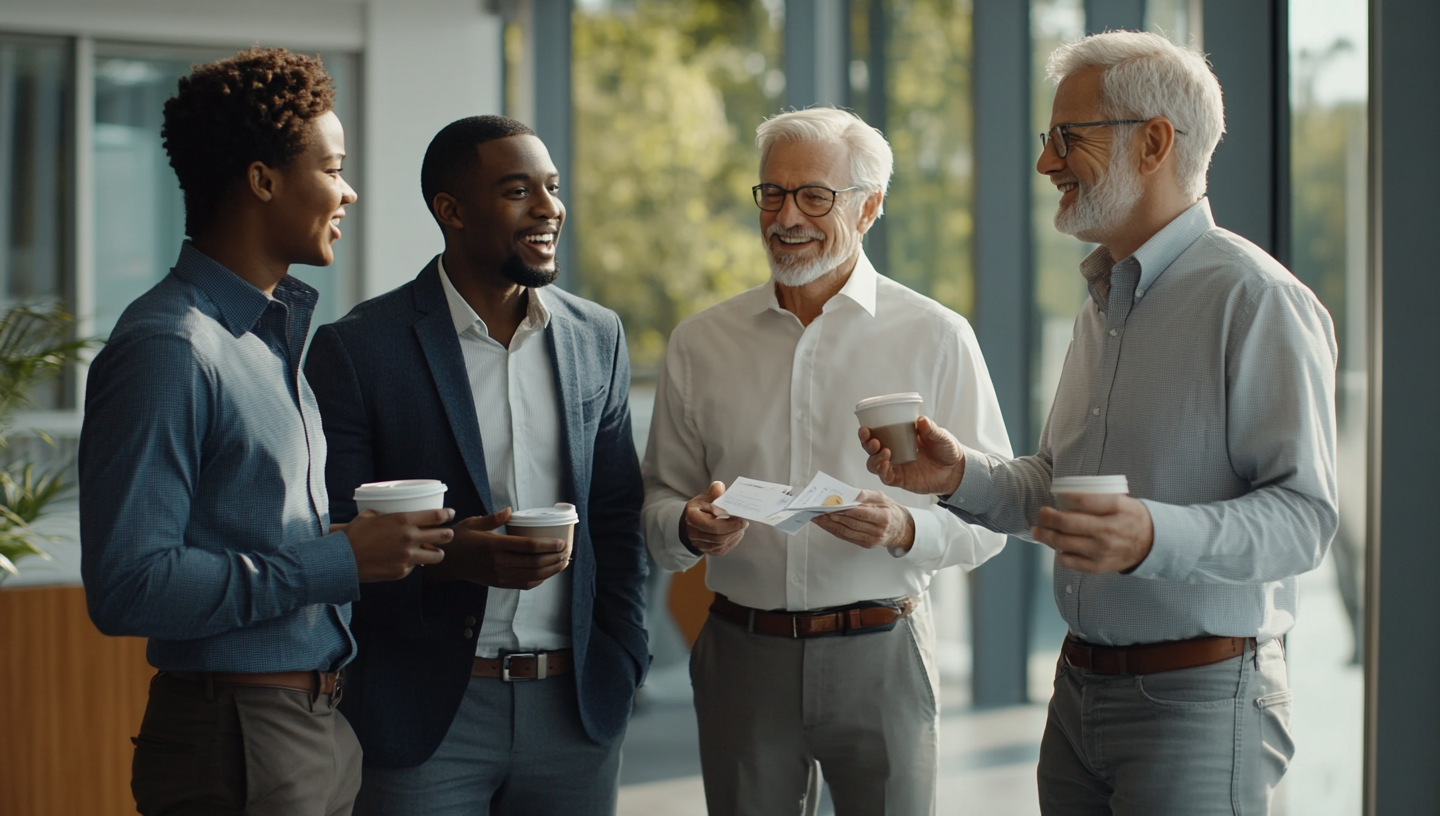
[1079,197,1214,304]
[437,254,552,339]
[749,250,880,318]
[171,241,315,337]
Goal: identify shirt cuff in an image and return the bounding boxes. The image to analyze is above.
[888,505,944,566]
[939,444,995,514]
[298,530,362,606]
[657,501,703,571]
[1126,499,1202,580]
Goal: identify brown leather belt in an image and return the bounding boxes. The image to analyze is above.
[710,593,918,638]
[473,649,574,681]
[167,670,341,696]
[1062,633,1258,675]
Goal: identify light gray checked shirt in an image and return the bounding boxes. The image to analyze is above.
[944,199,1339,646]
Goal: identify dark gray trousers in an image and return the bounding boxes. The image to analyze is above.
[131,671,362,816]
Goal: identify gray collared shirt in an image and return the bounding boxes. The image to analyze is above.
[944,199,1339,645]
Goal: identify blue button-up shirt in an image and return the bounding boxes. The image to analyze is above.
[80,243,359,672]
[944,200,1338,645]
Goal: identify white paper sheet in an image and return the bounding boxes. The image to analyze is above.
[711,471,862,536]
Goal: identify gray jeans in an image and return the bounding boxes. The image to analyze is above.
[131,671,362,816]
[1038,638,1294,816]
[354,673,625,816]
[690,598,940,816]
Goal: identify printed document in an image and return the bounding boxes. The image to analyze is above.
[711,471,862,536]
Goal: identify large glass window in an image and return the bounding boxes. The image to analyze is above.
[571,0,783,374]
[92,45,360,342]
[0,36,71,409]
[851,0,975,317]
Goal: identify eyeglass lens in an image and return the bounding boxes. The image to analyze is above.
[754,185,838,217]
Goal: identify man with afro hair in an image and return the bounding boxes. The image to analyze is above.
[79,46,453,816]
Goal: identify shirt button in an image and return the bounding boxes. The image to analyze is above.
[1137,288,1146,298]
[463,628,474,639]
[1066,585,1074,594]
[790,575,802,585]
[465,616,477,627]
[794,410,804,420]
[1091,408,1100,416]
[1109,328,1119,337]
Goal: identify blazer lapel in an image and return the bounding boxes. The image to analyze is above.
[413,264,494,514]
[546,313,590,565]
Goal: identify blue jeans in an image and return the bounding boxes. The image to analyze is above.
[353,673,625,816]
[1038,638,1294,816]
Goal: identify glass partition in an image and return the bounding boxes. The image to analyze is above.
[0,36,70,409]
[92,45,360,342]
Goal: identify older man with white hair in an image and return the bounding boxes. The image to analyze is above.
[863,32,1337,815]
[642,107,1012,814]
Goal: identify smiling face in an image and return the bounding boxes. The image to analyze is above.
[1038,67,1143,244]
[266,111,356,267]
[451,134,564,287]
[759,139,866,287]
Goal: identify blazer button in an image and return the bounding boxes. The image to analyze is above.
[463,628,474,639]
[464,616,477,627]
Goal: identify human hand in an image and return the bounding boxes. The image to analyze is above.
[810,489,916,551]
[337,508,453,583]
[861,416,966,496]
[1032,494,1155,573]
[681,481,749,557]
[434,508,570,590]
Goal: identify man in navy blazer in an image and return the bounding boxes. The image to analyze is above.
[304,115,648,815]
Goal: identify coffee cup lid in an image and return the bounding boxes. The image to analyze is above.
[854,392,924,412]
[507,503,579,526]
[1050,475,1129,494]
[353,479,448,501]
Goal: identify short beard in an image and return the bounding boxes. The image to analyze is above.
[498,253,560,288]
[1054,135,1144,243]
[763,220,859,287]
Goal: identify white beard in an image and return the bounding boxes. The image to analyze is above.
[764,221,860,287]
[1054,144,1144,242]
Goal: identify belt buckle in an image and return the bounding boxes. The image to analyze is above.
[501,652,545,682]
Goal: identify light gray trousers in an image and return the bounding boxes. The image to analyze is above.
[1039,638,1294,816]
[690,598,940,816]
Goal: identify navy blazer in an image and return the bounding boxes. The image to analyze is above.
[304,258,648,768]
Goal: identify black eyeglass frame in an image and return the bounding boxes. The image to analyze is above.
[1039,119,1187,158]
[751,183,862,217]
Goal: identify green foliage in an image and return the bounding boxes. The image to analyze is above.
[572,0,782,372]
[0,305,99,578]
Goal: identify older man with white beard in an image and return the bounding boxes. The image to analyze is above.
[641,107,1011,815]
[862,32,1337,815]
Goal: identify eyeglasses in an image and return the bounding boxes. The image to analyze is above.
[1040,120,1187,159]
[752,183,860,217]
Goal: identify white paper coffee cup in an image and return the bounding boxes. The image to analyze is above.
[855,392,925,464]
[353,479,448,514]
[1050,475,1129,511]
[506,503,579,562]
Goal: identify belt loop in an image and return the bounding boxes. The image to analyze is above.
[748,609,756,634]
[792,614,798,638]
[309,671,320,712]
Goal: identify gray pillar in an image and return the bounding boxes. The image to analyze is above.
[1202,0,1290,262]
[860,0,888,269]
[784,0,848,110]
[969,0,1033,708]
[1369,2,1440,813]
[1083,0,1143,33]
[532,0,574,290]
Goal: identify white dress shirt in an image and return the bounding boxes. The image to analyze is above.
[438,258,571,657]
[642,251,1013,611]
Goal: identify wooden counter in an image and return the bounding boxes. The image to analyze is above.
[0,584,150,816]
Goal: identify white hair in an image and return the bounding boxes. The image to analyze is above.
[756,107,894,216]
[1047,31,1225,200]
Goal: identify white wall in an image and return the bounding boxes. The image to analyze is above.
[363,0,504,297]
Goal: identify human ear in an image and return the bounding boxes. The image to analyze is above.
[246,161,279,202]
[1136,117,1176,177]
[432,192,465,230]
[856,190,884,235]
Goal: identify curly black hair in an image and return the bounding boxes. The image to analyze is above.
[421,115,537,220]
[162,46,336,237]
